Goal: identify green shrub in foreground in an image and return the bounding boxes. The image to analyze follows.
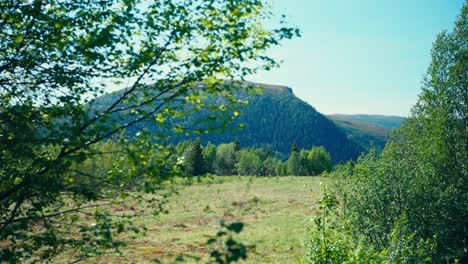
[304,185,385,264]
[306,3,467,262]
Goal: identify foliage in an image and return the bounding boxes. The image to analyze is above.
[285,146,332,176]
[0,0,297,261]
[203,142,217,174]
[290,143,299,156]
[172,140,334,177]
[286,151,302,176]
[237,149,263,176]
[262,156,283,176]
[214,143,237,175]
[163,220,252,264]
[313,3,468,263]
[232,139,242,175]
[206,221,253,264]
[307,146,332,175]
[346,4,467,261]
[304,185,385,264]
[275,162,287,176]
[185,138,205,176]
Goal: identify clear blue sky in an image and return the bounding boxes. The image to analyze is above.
[250,0,465,116]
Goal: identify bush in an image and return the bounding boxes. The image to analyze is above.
[304,185,385,264]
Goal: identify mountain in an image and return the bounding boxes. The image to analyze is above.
[328,114,405,150]
[94,82,363,163]
[329,114,405,129]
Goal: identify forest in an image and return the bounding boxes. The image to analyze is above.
[95,81,363,163]
[124,139,332,177]
[0,0,466,263]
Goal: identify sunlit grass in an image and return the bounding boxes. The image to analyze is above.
[84,176,323,263]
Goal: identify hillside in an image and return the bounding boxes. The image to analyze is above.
[95,82,362,162]
[329,114,405,129]
[328,114,405,149]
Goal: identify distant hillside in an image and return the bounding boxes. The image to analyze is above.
[328,114,405,150]
[94,82,363,162]
[329,114,405,129]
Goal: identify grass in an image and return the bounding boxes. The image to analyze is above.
[87,176,323,263]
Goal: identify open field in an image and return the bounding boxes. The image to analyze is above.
[88,176,323,263]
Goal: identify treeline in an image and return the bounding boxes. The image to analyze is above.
[170,139,332,176]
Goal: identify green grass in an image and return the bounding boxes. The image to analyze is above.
[89,176,323,263]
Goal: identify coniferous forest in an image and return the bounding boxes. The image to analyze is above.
[94,83,363,163]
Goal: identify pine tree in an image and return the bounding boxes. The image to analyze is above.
[233,139,242,174]
[286,151,302,175]
[186,138,205,176]
[233,139,242,152]
[289,143,299,157]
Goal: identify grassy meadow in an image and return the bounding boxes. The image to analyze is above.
[87,176,323,263]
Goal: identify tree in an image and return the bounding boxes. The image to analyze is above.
[262,156,282,176]
[307,146,332,175]
[0,0,297,261]
[337,3,468,262]
[175,141,192,157]
[275,162,287,176]
[233,139,242,153]
[203,142,217,174]
[286,151,302,176]
[185,138,205,176]
[214,143,237,175]
[299,149,311,175]
[289,143,299,157]
[237,149,263,176]
[232,139,242,174]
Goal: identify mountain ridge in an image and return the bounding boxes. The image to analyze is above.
[328,113,405,150]
[93,82,363,162]
[329,114,405,129]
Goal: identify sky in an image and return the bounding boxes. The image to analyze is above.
[250,0,465,117]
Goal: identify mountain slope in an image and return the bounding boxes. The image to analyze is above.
[95,83,363,162]
[328,114,405,150]
[192,84,362,162]
[329,114,405,129]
